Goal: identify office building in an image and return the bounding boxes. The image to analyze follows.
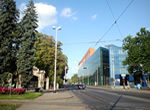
[78,45,131,86]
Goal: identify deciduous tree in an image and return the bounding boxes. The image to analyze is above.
[34,33,68,87]
[122,28,150,88]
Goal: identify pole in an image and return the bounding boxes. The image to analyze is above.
[64,66,67,84]
[10,74,12,96]
[54,29,58,92]
[112,57,115,88]
[88,70,89,85]
[97,66,98,86]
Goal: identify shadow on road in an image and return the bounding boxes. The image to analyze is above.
[110,95,122,110]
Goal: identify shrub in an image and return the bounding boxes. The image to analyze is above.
[0,87,26,95]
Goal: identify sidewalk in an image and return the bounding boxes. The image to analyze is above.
[87,85,150,94]
[14,90,88,110]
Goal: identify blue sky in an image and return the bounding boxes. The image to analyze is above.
[16,0,150,78]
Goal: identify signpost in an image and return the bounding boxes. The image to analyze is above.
[121,74,126,89]
[121,74,126,79]
[136,84,141,89]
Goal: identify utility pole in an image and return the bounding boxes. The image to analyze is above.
[53,26,61,93]
[97,66,98,86]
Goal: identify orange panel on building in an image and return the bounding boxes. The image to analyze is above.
[78,48,96,68]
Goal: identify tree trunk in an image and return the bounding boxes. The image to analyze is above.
[16,74,22,88]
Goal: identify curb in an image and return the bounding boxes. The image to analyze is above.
[87,86,150,94]
[0,91,74,104]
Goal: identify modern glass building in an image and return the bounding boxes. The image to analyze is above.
[78,47,109,86]
[78,45,149,88]
[105,44,132,86]
[78,44,134,86]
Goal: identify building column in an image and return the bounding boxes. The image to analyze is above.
[38,77,41,88]
[46,77,49,90]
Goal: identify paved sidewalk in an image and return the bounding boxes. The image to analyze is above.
[14,91,88,110]
[87,85,150,94]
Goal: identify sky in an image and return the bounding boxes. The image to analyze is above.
[16,0,150,79]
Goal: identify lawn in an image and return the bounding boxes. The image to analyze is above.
[0,103,21,110]
[0,92,43,110]
[0,92,43,100]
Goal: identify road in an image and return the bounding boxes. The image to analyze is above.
[69,85,150,110]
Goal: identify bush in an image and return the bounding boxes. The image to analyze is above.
[0,87,26,95]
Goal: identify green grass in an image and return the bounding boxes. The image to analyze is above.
[0,102,21,110]
[0,92,43,100]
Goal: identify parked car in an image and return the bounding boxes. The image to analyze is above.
[77,84,86,89]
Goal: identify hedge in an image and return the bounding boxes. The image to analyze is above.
[0,87,26,95]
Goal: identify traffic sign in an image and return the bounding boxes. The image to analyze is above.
[136,84,141,89]
[121,74,126,79]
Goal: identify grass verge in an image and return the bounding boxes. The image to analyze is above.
[0,102,21,110]
[0,92,43,100]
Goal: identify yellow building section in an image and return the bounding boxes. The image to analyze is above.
[89,47,96,56]
[78,47,96,67]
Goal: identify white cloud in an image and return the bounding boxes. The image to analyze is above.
[61,8,77,20]
[35,3,57,31]
[61,8,72,17]
[19,3,57,31]
[91,14,97,20]
[19,3,26,21]
[19,3,26,12]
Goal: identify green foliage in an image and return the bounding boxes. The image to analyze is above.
[34,33,68,86]
[122,28,150,87]
[0,0,68,88]
[70,74,79,84]
[17,0,38,87]
[0,0,19,86]
[34,33,55,78]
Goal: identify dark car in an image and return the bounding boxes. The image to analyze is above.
[77,84,86,89]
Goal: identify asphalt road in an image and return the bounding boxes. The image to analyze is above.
[69,85,150,110]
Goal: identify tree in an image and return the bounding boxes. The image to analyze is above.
[34,33,68,87]
[122,28,150,88]
[17,0,38,87]
[0,0,19,86]
[34,33,55,84]
[71,74,79,84]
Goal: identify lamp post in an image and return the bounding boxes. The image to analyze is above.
[53,26,61,93]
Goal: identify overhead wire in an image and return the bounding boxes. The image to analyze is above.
[106,0,123,39]
[94,0,134,47]
[63,39,122,45]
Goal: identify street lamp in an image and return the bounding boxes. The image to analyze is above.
[53,26,61,93]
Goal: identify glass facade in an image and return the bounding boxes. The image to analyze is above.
[78,47,109,86]
[105,44,129,86]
